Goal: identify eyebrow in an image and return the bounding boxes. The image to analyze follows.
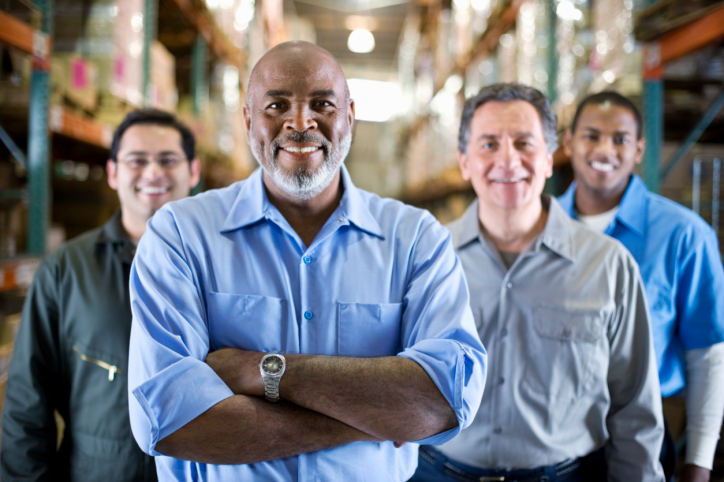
[122,150,183,157]
[582,127,633,136]
[474,132,535,140]
[263,89,338,98]
[311,89,336,97]
[263,90,293,98]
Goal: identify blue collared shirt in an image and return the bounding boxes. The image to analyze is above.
[128,167,487,481]
[559,174,724,397]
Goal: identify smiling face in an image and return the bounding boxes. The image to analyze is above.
[565,102,645,203]
[243,42,354,202]
[107,124,200,236]
[459,100,553,214]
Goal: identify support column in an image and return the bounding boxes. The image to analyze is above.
[143,0,158,107]
[27,0,52,254]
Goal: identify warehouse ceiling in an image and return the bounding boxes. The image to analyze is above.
[290,0,414,71]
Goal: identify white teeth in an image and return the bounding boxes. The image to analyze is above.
[591,161,615,172]
[283,146,319,153]
[494,177,526,183]
[140,186,169,194]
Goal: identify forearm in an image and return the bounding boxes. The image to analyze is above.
[155,394,380,465]
[280,354,458,441]
[684,343,724,469]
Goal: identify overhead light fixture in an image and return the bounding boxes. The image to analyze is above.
[348,29,375,53]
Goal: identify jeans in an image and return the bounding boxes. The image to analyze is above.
[411,446,587,482]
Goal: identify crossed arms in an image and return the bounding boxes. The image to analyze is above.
[156,349,458,464]
[127,207,486,466]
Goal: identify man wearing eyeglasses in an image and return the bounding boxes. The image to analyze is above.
[1,109,200,481]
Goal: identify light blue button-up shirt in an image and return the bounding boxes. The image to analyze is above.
[128,167,487,481]
[559,174,724,397]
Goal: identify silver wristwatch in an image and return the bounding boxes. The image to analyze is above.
[259,353,286,402]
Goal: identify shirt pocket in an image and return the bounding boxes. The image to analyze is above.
[206,292,285,352]
[338,302,403,357]
[522,305,604,401]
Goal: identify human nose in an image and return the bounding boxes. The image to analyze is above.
[498,138,522,168]
[593,137,616,158]
[142,159,165,178]
[284,103,317,132]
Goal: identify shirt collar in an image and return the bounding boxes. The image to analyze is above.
[559,175,646,237]
[453,198,483,250]
[221,165,384,238]
[454,196,575,262]
[613,174,647,237]
[221,168,267,232]
[337,166,384,239]
[96,210,136,264]
[538,196,575,261]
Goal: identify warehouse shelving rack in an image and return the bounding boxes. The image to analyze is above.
[641,2,724,194]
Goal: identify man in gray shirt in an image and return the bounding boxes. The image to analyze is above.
[411,83,664,482]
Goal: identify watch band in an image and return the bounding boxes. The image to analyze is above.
[260,353,286,402]
[263,376,281,402]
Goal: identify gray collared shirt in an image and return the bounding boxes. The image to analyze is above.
[437,196,665,482]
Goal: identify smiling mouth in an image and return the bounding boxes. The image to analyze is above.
[491,177,528,184]
[590,161,616,173]
[281,146,321,154]
[138,186,170,195]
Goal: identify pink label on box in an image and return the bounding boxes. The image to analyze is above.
[115,56,124,81]
[71,58,87,89]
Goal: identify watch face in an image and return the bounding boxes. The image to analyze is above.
[262,356,284,375]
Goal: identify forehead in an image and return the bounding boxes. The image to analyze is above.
[118,124,184,153]
[250,51,346,100]
[577,103,638,130]
[470,100,544,136]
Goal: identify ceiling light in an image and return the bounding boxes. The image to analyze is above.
[348,29,375,53]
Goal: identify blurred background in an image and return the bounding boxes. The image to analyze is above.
[0,0,723,475]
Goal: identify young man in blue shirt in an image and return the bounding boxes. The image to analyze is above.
[559,91,724,482]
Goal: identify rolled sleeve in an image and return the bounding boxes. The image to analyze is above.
[128,209,233,455]
[400,338,485,445]
[398,220,487,445]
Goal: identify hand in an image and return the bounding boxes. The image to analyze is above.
[206,347,265,396]
[681,464,710,482]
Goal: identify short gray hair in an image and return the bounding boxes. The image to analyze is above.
[458,82,558,154]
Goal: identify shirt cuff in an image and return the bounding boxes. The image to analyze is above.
[685,430,719,470]
[398,338,486,445]
[130,357,234,455]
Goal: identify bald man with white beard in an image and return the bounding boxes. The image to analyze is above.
[126,41,487,481]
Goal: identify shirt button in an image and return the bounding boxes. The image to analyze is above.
[304,311,313,320]
[498,377,505,385]
[562,329,572,338]
[500,328,508,337]
[303,256,312,264]
[337,218,345,223]
[506,282,513,289]
[493,427,502,434]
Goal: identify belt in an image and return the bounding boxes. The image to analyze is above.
[419,446,582,482]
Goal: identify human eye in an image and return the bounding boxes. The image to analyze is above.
[124,157,148,169]
[159,156,183,168]
[614,136,629,145]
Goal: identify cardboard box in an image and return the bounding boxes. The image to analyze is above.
[51,54,100,112]
[149,41,178,111]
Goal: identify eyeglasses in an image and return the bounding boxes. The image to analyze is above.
[118,155,186,170]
